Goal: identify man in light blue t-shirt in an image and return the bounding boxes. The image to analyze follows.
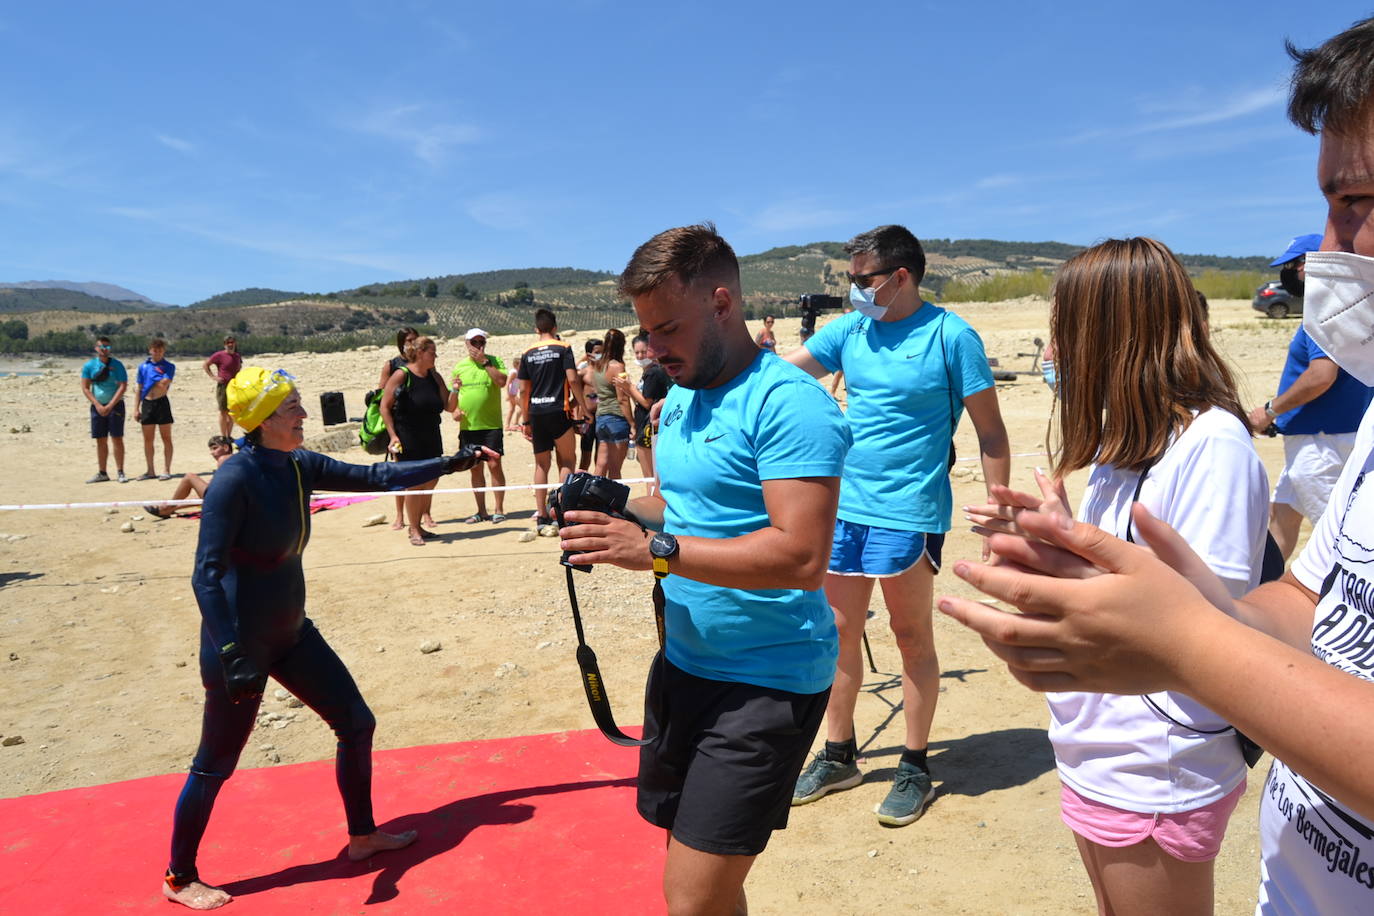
[785,224,1010,826]
[559,224,851,915]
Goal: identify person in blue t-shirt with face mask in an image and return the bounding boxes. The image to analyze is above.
[783,223,1011,826]
[558,223,851,916]
[1246,233,1374,561]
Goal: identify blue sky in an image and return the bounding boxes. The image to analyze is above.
[0,2,1362,305]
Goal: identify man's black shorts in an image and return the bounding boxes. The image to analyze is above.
[139,397,173,426]
[89,401,126,439]
[637,655,829,856]
[459,427,504,456]
[527,411,573,454]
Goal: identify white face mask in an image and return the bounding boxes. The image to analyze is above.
[848,273,895,320]
[635,357,653,368]
[1303,251,1374,386]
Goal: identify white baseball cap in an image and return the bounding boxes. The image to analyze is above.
[464,328,489,341]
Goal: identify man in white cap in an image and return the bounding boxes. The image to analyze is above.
[1247,233,1373,560]
[450,328,511,522]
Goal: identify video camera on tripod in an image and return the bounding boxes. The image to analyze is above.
[797,293,845,340]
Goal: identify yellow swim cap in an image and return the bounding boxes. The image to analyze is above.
[226,367,297,431]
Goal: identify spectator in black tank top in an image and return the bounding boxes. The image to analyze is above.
[379,327,418,532]
[380,337,456,546]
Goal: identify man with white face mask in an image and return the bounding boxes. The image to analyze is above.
[1247,234,1373,561]
[939,18,1374,912]
[783,224,1010,825]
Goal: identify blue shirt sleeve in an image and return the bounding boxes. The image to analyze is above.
[948,324,995,400]
[804,313,848,374]
[753,378,851,480]
[1299,327,1330,362]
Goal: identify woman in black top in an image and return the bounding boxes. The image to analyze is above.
[379,327,418,532]
[164,367,491,910]
[380,336,456,545]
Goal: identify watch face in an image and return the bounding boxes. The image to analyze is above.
[650,532,678,559]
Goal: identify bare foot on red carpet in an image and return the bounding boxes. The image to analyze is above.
[162,878,232,909]
[348,828,418,862]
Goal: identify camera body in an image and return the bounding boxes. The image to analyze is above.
[548,471,633,571]
[798,293,845,338]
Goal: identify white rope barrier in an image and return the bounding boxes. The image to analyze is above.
[0,451,1049,513]
[0,478,657,512]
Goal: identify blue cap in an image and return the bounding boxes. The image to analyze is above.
[1269,233,1322,267]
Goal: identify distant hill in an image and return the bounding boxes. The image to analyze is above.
[0,286,162,313]
[0,279,167,306]
[188,287,307,309]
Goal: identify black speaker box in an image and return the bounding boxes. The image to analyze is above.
[319,391,346,426]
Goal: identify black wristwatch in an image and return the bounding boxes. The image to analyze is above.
[649,532,679,579]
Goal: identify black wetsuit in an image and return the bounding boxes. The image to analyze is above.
[168,443,450,883]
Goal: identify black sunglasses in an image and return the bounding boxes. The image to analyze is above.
[846,266,906,286]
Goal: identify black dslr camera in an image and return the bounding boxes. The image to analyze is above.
[547,471,633,572]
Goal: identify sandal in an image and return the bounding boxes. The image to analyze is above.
[143,504,174,519]
[463,513,490,524]
[490,513,508,523]
[408,531,425,546]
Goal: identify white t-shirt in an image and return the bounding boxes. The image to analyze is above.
[1049,408,1269,812]
[1257,401,1374,913]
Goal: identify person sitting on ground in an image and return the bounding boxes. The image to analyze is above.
[145,436,235,519]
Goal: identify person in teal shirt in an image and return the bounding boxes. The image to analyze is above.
[449,328,510,522]
[80,336,129,483]
[559,224,850,915]
[785,224,1010,826]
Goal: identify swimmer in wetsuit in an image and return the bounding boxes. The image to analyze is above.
[164,367,494,910]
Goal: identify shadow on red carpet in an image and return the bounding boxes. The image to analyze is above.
[0,729,664,914]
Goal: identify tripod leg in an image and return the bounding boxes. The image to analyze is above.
[862,631,877,674]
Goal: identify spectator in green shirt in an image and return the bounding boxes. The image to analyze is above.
[450,328,510,522]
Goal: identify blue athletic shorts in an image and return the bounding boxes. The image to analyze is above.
[829,519,944,577]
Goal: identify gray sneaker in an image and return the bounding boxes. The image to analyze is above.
[874,761,935,826]
[791,752,862,806]
[86,471,110,483]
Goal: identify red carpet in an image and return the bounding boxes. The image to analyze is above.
[0,729,664,914]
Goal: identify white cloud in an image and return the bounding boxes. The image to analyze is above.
[1065,84,1286,144]
[155,133,195,154]
[975,174,1022,189]
[342,102,481,166]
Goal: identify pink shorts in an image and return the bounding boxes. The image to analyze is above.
[1059,781,1246,863]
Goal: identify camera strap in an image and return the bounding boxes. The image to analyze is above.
[563,564,663,747]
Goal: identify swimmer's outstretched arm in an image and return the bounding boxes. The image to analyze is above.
[295,447,495,493]
[941,505,1374,823]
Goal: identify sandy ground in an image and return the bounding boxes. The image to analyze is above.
[0,299,1303,914]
